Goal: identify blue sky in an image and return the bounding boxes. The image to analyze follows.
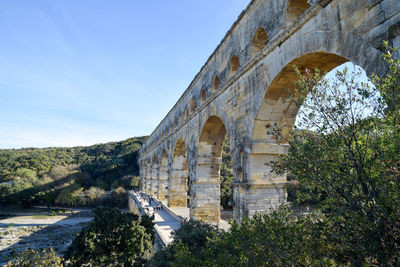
[0,1,250,148]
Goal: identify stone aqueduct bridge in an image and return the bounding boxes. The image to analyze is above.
[139,0,400,223]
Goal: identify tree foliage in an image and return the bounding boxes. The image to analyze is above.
[0,136,146,207]
[64,206,154,266]
[7,248,63,267]
[220,137,233,209]
[111,186,128,208]
[150,220,222,267]
[269,43,400,265]
[151,207,335,266]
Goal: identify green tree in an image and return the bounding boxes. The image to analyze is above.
[220,137,233,209]
[84,186,106,205]
[7,248,63,267]
[48,165,70,180]
[150,220,222,267]
[269,44,400,265]
[152,208,332,266]
[0,136,146,207]
[55,183,84,206]
[111,186,128,208]
[209,208,331,266]
[64,206,154,267]
[14,168,38,185]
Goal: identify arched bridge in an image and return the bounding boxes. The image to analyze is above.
[139,0,400,223]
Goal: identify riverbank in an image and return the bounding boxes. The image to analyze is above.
[0,207,93,265]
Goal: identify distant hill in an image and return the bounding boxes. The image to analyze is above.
[0,136,147,207]
[0,135,237,209]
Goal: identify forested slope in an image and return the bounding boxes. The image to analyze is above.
[0,136,147,207]
[0,134,235,209]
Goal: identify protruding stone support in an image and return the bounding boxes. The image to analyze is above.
[150,155,159,196]
[169,154,188,207]
[158,151,169,201]
[139,162,145,191]
[235,142,288,220]
[150,174,158,196]
[144,162,150,194]
[169,139,189,207]
[191,116,226,223]
[191,154,221,223]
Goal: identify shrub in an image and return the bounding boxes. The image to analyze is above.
[7,248,63,267]
[64,206,154,266]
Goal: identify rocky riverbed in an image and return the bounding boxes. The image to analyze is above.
[0,210,92,265]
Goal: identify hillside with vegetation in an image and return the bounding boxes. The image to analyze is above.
[0,134,235,210]
[0,136,147,208]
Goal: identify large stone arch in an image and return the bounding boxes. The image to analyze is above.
[238,30,385,219]
[191,115,227,223]
[169,139,189,207]
[250,30,385,158]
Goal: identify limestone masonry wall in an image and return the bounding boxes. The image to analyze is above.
[139,0,400,222]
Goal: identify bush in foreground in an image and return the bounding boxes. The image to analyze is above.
[64,206,154,266]
[150,220,222,267]
[7,248,63,267]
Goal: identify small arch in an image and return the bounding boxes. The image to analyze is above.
[173,139,186,158]
[212,75,220,92]
[252,52,348,143]
[229,55,240,76]
[184,107,189,119]
[251,27,267,56]
[191,98,197,113]
[285,0,310,26]
[201,88,207,103]
[175,117,178,127]
[179,113,183,122]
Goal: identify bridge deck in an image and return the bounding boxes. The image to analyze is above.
[129,191,231,246]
